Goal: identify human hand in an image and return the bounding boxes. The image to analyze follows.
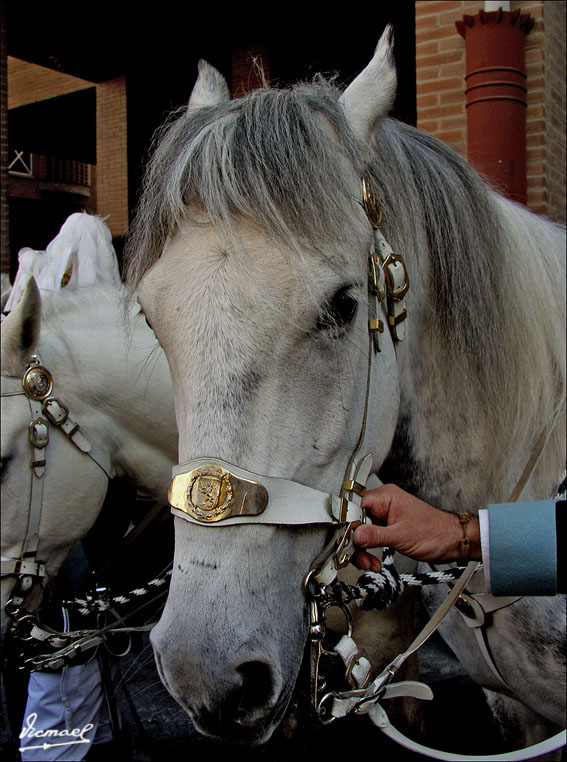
[352,484,479,572]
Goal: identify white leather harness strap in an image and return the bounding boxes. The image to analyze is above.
[374,716,566,761]
[1,355,112,587]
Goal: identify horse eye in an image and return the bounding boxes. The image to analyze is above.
[316,287,358,332]
[139,310,153,333]
[1,456,10,480]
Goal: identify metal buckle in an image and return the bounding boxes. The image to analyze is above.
[43,398,69,426]
[29,418,49,448]
[383,252,410,301]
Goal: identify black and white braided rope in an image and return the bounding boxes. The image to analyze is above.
[63,567,173,617]
[336,548,470,611]
[63,550,469,617]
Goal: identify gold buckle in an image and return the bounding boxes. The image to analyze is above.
[383,252,409,301]
[169,464,268,523]
[343,479,366,497]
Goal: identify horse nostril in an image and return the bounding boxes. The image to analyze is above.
[236,661,275,713]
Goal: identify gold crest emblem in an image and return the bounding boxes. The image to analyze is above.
[22,366,53,400]
[186,466,234,522]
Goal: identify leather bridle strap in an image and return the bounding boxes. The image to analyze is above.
[170,457,365,527]
[1,355,112,585]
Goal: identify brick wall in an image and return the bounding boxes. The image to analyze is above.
[416,1,472,156]
[415,0,566,221]
[95,76,128,238]
[6,58,129,243]
[1,5,8,273]
[7,57,92,108]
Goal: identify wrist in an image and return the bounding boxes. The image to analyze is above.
[438,511,481,563]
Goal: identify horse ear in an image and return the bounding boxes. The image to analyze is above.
[1,277,41,374]
[187,60,230,114]
[339,26,397,150]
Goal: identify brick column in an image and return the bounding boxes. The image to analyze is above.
[96,76,128,239]
[0,4,9,274]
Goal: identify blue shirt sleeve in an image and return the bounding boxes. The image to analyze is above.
[486,500,558,596]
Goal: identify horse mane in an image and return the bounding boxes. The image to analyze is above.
[124,77,566,503]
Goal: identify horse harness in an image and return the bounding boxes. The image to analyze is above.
[1,356,114,654]
[168,177,565,760]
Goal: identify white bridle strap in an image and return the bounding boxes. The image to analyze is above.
[170,458,364,527]
[1,359,112,582]
[373,715,566,761]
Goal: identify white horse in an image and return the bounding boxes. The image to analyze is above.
[1,279,177,638]
[125,30,565,751]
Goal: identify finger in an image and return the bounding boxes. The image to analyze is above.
[352,549,382,573]
[361,485,393,522]
[353,523,389,549]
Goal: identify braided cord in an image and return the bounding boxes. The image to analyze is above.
[336,548,469,611]
[62,567,173,617]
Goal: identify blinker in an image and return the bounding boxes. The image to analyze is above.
[169,464,269,523]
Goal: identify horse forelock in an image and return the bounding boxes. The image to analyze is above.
[124,80,366,295]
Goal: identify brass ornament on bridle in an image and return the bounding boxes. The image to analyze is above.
[186,465,234,522]
[361,175,383,229]
[22,364,53,401]
[169,463,269,523]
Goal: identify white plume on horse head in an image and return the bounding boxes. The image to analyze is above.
[37,212,120,292]
[3,213,120,313]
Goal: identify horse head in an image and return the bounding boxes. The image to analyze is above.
[131,30,402,743]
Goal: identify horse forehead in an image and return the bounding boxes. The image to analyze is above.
[139,219,337,319]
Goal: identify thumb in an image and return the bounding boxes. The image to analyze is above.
[353,523,391,549]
